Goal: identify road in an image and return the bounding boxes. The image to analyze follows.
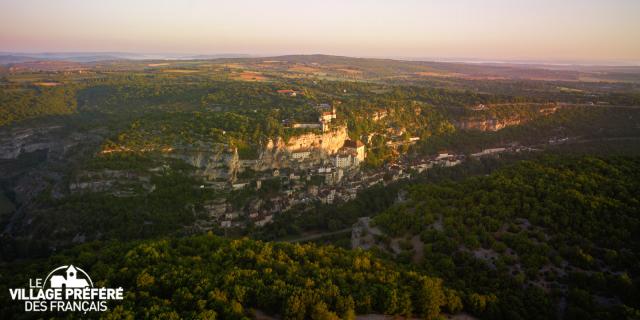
[283,228,352,243]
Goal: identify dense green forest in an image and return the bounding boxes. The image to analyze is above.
[250,156,523,242]
[0,84,77,126]
[3,157,637,319]
[373,156,640,319]
[0,234,464,320]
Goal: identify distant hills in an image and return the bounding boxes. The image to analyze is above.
[2,52,639,83]
[0,52,253,64]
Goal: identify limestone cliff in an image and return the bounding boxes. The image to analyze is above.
[0,126,79,160]
[163,126,350,175]
[253,125,349,171]
[285,125,348,154]
[455,117,522,132]
[166,147,239,181]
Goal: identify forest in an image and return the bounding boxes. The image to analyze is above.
[0,83,78,127]
[0,234,464,320]
[2,156,636,319]
[373,156,640,319]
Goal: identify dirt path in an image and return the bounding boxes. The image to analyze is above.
[283,228,352,243]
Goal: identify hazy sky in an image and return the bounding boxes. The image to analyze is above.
[1,0,639,63]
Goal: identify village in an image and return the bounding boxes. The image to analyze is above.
[192,102,539,231]
[41,96,553,233]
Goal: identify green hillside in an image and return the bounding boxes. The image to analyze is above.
[0,235,463,320]
[373,156,640,319]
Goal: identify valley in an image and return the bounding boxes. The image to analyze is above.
[1,54,640,320]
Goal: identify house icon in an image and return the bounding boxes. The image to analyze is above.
[49,265,90,288]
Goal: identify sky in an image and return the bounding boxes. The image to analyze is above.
[1,0,639,64]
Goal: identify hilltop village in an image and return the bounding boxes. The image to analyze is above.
[127,102,537,230]
[187,103,377,230]
[0,99,549,232]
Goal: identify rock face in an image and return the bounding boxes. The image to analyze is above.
[69,170,154,195]
[0,122,106,240]
[351,217,384,250]
[89,126,350,183]
[0,126,67,160]
[285,125,349,154]
[455,117,522,132]
[166,147,239,181]
[253,125,349,171]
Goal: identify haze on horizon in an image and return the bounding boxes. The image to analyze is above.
[1,0,639,64]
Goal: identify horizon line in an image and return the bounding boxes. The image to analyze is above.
[1,51,639,67]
